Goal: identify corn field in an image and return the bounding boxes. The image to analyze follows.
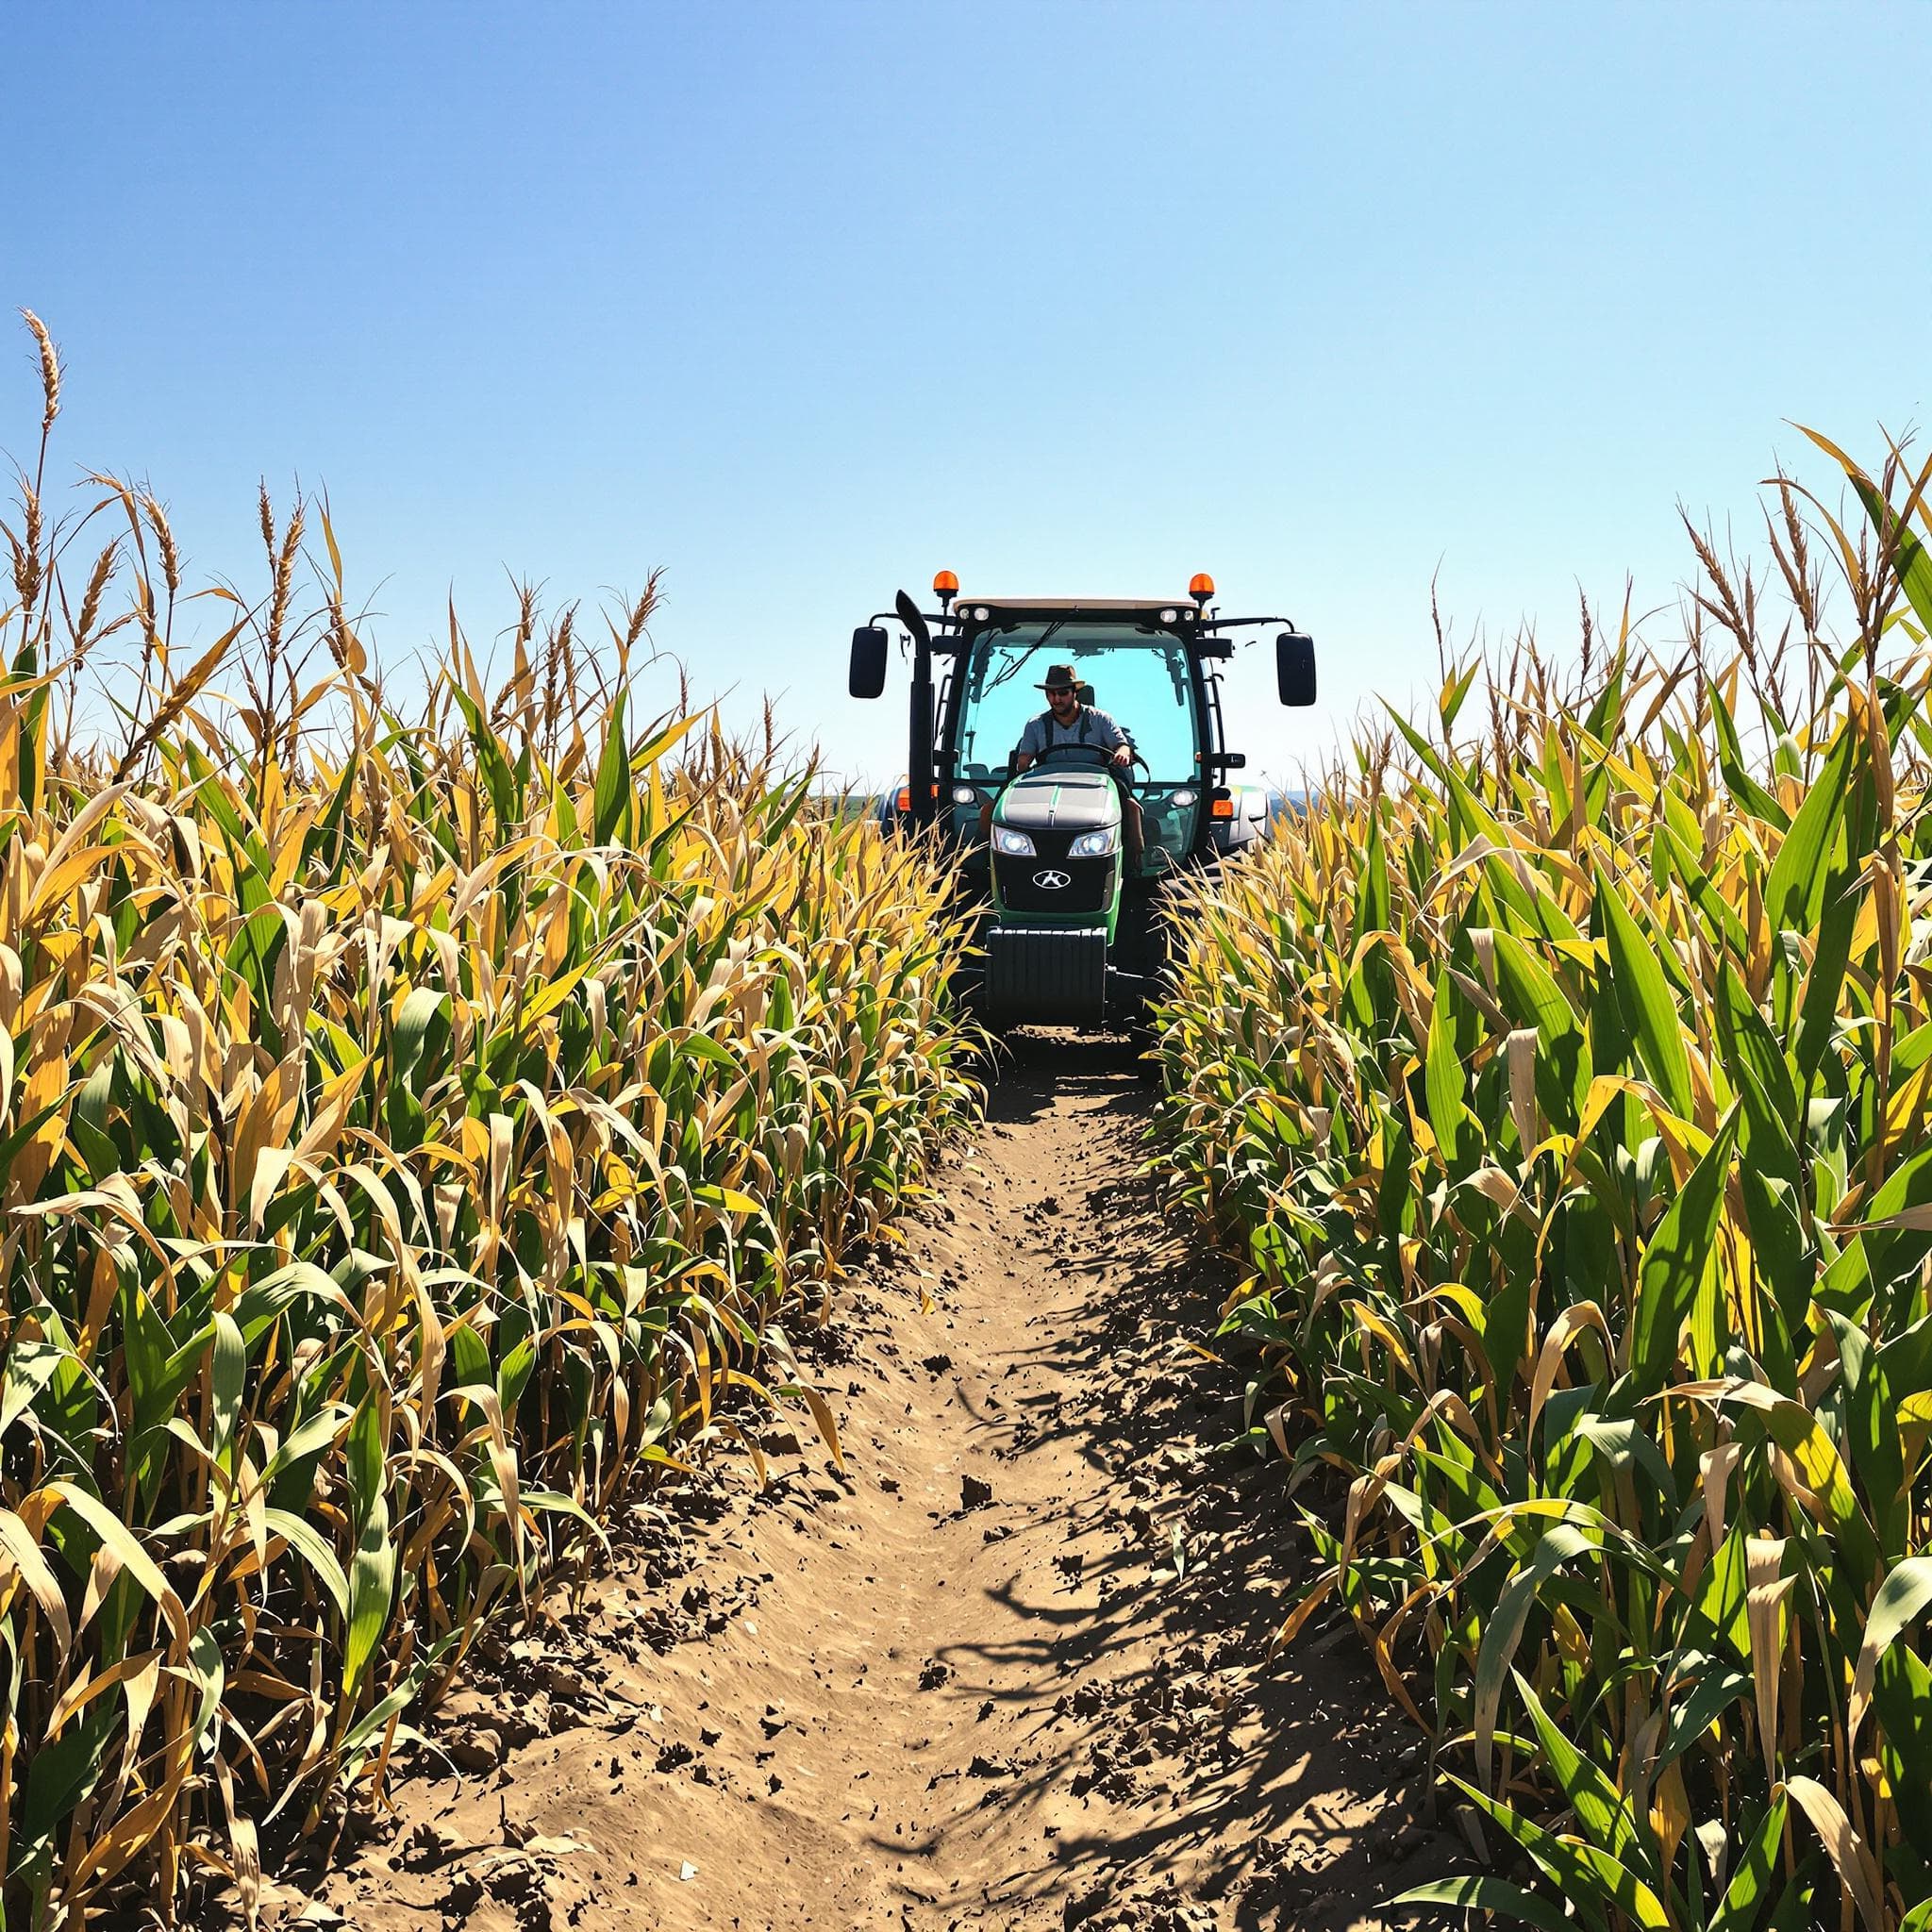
[0,318,975,1925]
[1157,435,1932,1929]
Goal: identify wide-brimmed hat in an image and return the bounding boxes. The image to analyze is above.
[1037,663,1081,692]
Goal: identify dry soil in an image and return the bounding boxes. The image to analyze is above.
[257,1038,1456,1932]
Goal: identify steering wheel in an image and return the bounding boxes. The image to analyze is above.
[1031,741,1146,778]
[1031,742,1111,769]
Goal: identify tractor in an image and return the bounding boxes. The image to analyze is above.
[849,574,1317,1029]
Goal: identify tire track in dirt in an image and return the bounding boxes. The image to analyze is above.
[263,1039,1455,1932]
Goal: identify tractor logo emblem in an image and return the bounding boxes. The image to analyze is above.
[1033,868,1071,891]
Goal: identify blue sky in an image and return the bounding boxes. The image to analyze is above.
[6,2,1926,786]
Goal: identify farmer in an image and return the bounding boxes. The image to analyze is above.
[985,662,1144,867]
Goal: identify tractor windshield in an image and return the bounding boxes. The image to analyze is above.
[953,625,1199,783]
[949,622,1204,863]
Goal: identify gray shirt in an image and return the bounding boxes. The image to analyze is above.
[1016,705,1127,761]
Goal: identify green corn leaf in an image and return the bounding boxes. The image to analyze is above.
[1444,1774,1666,1932]
[1872,1641,1932,1847]
[1583,649,1626,748]
[17,1708,116,1890]
[334,1641,443,1790]
[1763,722,1857,935]
[1574,1414,1677,1519]
[1659,1653,1753,1765]
[1707,1793,1789,1932]
[1482,849,1582,947]
[1391,1877,1574,1930]
[391,985,450,1079]
[1439,657,1483,734]
[1629,1108,1739,1390]
[1594,863,1693,1118]
[1424,965,1472,1167]
[1386,708,1509,847]
[187,1624,225,1749]
[261,1405,347,1491]
[1830,1310,1906,1553]
[1656,820,1751,960]
[230,1261,356,1346]
[629,707,705,773]
[1474,1523,1596,1790]
[0,1334,74,1441]
[1710,1380,1879,1587]
[1842,1142,1932,1331]
[1707,682,1790,828]
[1849,1555,1932,1747]
[591,687,631,845]
[520,1489,609,1547]
[1792,852,1867,1098]
[1509,1670,1645,1871]
[341,1400,394,1701]
[264,1507,351,1619]
[447,684,519,830]
[210,1310,245,1477]
[1491,928,1591,1128]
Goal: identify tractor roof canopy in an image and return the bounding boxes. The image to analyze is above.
[953,597,1202,619]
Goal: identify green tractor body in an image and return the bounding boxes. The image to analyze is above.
[850,585,1316,1029]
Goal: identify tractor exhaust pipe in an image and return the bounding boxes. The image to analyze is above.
[896,590,938,829]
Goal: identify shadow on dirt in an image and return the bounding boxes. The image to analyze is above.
[977,1028,1158,1129]
[948,1040,1460,1931]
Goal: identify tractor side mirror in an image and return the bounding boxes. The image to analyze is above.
[1275,631,1317,708]
[849,625,889,699]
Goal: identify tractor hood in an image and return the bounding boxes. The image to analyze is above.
[995,768,1119,834]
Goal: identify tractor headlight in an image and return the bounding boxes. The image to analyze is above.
[1170,788,1197,808]
[992,827,1036,856]
[1069,827,1117,858]
[952,784,979,804]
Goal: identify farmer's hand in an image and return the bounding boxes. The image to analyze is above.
[1110,745,1131,767]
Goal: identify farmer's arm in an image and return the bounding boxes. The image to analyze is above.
[1090,710,1132,766]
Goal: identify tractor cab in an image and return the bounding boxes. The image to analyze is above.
[850,575,1316,1029]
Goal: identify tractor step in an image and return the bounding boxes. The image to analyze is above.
[983,925,1108,1024]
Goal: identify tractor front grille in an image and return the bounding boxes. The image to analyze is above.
[992,834,1116,915]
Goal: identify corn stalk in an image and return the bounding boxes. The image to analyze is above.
[1156,431,1932,1931]
[0,317,977,1925]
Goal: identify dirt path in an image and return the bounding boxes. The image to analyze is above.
[273,1041,1453,1932]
